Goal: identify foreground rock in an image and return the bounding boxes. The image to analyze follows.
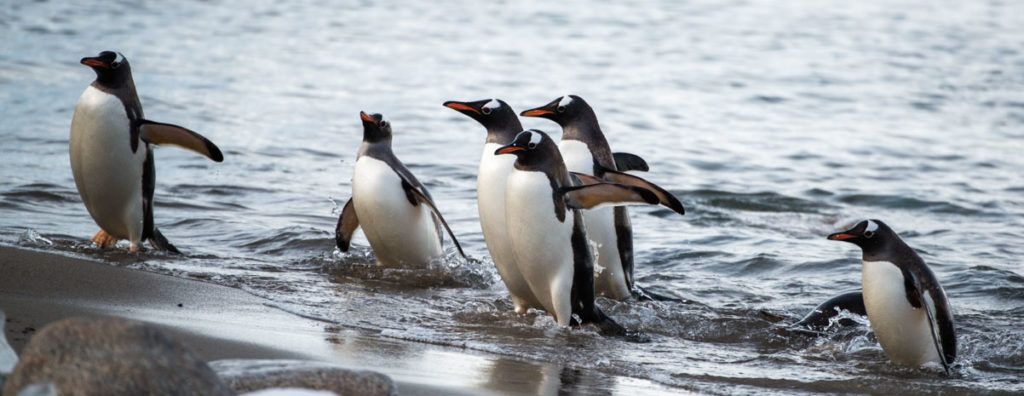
[212,360,396,396]
[2,317,233,396]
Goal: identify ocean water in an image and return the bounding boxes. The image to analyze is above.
[2,0,1023,394]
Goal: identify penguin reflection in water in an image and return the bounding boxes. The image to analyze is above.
[495,129,684,337]
[826,219,956,373]
[335,112,466,267]
[70,51,224,253]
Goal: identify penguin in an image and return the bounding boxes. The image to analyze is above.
[792,291,866,332]
[335,112,466,267]
[70,51,224,253]
[521,95,684,301]
[495,129,677,337]
[828,219,956,373]
[443,98,543,313]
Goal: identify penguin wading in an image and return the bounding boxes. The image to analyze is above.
[828,219,956,372]
[521,95,684,301]
[335,112,465,267]
[496,129,676,336]
[70,51,224,253]
[444,98,543,313]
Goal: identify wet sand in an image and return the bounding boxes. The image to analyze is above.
[0,246,674,395]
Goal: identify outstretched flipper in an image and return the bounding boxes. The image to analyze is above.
[592,167,685,215]
[335,198,359,251]
[138,119,224,162]
[560,183,658,210]
[612,152,649,172]
[398,178,467,259]
[147,227,181,254]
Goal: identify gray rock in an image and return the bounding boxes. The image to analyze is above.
[211,359,395,396]
[2,316,234,396]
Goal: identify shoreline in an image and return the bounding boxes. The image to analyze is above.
[0,245,674,395]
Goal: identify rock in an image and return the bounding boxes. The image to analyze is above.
[211,359,395,396]
[2,317,234,396]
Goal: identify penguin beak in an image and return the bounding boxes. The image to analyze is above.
[81,57,107,68]
[359,111,378,125]
[827,232,857,241]
[494,144,524,155]
[443,101,481,115]
[520,107,554,117]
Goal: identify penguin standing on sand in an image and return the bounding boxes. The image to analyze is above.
[827,219,956,373]
[335,112,465,267]
[443,98,542,313]
[70,51,224,253]
[496,129,681,336]
[521,95,683,301]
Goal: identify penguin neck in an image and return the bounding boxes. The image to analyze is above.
[483,113,523,145]
[358,140,394,160]
[560,119,614,169]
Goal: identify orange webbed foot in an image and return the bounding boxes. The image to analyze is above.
[91,229,119,249]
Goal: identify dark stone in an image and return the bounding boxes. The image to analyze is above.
[211,360,395,396]
[2,317,234,396]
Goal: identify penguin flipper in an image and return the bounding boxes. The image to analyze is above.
[792,291,866,331]
[138,120,224,162]
[597,168,685,215]
[560,183,658,210]
[147,228,181,254]
[398,179,467,259]
[335,198,359,252]
[612,152,649,172]
[633,285,684,302]
[918,282,956,374]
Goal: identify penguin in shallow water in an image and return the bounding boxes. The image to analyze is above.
[827,219,956,373]
[521,95,684,301]
[335,112,465,267]
[70,51,224,253]
[443,98,542,313]
[496,129,680,337]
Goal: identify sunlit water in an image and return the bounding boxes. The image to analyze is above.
[2,0,1023,394]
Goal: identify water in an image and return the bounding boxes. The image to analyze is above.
[2,0,1023,393]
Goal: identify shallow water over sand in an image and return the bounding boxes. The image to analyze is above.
[2,0,1023,394]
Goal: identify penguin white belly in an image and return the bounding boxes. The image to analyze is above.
[559,140,630,299]
[504,171,575,325]
[69,86,145,243]
[478,145,541,312]
[862,260,942,366]
[352,157,442,267]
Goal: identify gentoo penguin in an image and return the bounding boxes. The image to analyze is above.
[70,51,223,253]
[496,129,673,336]
[335,112,466,267]
[792,291,866,332]
[443,98,543,313]
[828,219,956,372]
[521,95,684,301]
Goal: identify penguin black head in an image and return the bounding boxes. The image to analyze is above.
[494,129,560,166]
[359,111,392,143]
[827,219,899,256]
[520,95,594,127]
[80,51,131,87]
[444,98,520,129]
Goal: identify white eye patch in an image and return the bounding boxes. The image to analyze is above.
[114,52,125,64]
[865,220,879,233]
[528,130,543,147]
[483,99,501,111]
[558,95,573,108]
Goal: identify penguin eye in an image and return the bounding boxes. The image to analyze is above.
[556,106,566,113]
[863,230,875,238]
[527,142,537,149]
[481,107,492,115]
[379,121,388,128]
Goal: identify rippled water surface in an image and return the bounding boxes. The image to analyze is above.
[2,0,1023,394]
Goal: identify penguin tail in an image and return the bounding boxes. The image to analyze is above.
[633,286,684,303]
[583,307,651,343]
[148,228,182,255]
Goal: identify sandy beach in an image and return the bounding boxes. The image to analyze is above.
[0,246,675,395]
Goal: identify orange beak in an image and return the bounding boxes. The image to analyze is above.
[81,59,106,68]
[359,111,376,124]
[443,102,481,114]
[495,146,524,155]
[521,109,554,117]
[827,233,856,241]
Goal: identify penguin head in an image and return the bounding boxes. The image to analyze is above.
[359,111,392,143]
[494,129,557,165]
[80,51,131,87]
[520,95,592,126]
[443,98,519,129]
[827,219,896,253]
